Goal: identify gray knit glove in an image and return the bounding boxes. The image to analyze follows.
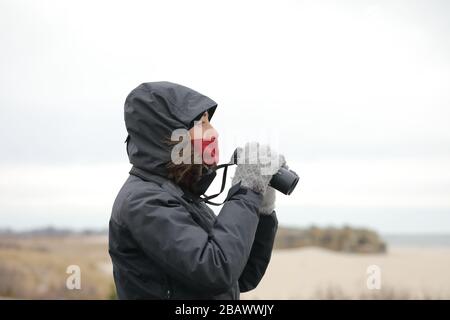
[259,162,289,215]
[231,142,286,202]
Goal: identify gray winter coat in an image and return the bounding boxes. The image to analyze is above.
[109,82,278,299]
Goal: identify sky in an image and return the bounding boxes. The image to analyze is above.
[1,0,449,233]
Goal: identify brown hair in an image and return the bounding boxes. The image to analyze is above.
[164,136,216,193]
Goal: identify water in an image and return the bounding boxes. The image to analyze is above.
[382,233,450,248]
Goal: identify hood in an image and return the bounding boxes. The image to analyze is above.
[124,81,217,177]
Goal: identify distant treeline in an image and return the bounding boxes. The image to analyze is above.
[0,227,107,237]
[0,225,387,253]
[275,225,387,253]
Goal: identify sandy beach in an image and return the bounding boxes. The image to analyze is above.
[241,246,450,299]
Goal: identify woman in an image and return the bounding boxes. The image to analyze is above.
[109,81,286,299]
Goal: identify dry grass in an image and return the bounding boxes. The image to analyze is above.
[312,285,439,300]
[0,235,114,299]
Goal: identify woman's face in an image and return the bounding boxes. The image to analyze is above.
[189,111,219,165]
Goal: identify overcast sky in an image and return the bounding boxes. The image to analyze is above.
[1,0,449,233]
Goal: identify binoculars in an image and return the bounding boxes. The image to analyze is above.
[231,148,299,195]
[268,166,299,195]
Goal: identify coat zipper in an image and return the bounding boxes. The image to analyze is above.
[165,274,173,299]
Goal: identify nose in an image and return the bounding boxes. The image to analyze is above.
[203,123,218,140]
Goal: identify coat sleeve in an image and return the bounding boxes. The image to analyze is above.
[238,211,278,293]
[123,185,263,295]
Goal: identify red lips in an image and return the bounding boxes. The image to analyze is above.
[191,136,219,165]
